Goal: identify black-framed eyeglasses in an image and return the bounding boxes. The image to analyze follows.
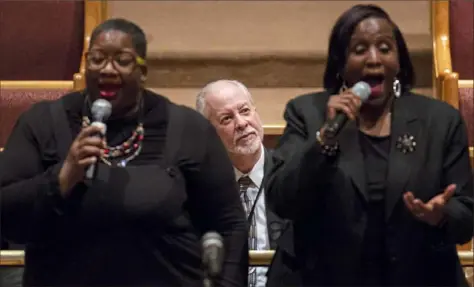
[85,50,146,73]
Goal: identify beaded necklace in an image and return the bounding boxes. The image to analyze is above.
[82,95,145,167]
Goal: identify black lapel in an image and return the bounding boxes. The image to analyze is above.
[263,148,285,249]
[385,95,423,221]
[338,120,368,202]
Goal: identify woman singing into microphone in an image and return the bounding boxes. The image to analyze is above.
[266,4,473,287]
[0,18,248,286]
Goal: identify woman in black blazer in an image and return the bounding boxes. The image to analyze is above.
[265,4,473,287]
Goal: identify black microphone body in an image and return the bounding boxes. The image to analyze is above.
[324,81,371,138]
[85,99,112,180]
[201,231,224,283]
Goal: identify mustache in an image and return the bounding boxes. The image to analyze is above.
[234,129,257,142]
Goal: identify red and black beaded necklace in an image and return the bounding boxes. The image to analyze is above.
[81,94,145,167]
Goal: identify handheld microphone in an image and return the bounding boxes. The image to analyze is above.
[201,231,224,278]
[85,99,112,180]
[324,81,371,138]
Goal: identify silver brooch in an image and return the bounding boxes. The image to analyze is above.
[396,133,416,154]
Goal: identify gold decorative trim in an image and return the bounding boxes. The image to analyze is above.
[0,250,24,266]
[431,0,452,79]
[81,0,108,74]
[441,72,460,108]
[459,80,474,89]
[431,0,456,101]
[459,251,474,266]
[1,250,472,267]
[0,81,73,89]
[249,250,274,266]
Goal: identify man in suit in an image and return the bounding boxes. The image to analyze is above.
[196,80,284,287]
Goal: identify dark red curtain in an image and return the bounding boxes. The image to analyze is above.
[0,0,84,80]
[450,0,474,80]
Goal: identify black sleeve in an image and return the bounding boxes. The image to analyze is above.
[181,113,249,287]
[0,103,69,244]
[439,110,474,244]
[266,98,338,221]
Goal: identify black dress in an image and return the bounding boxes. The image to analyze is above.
[0,90,249,286]
[356,132,390,286]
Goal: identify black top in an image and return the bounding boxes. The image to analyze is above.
[357,132,390,286]
[0,90,249,287]
[266,90,473,287]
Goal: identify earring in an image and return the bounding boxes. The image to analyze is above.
[337,73,348,94]
[339,81,348,94]
[140,75,147,82]
[393,78,401,98]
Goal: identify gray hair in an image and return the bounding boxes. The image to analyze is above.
[196,79,254,118]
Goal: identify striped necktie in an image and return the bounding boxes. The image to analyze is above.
[238,176,257,287]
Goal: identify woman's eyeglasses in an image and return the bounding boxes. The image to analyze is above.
[85,50,146,73]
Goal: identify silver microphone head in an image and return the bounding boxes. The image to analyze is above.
[91,99,112,122]
[202,232,223,248]
[202,231,224,277]
[351,81,371,103]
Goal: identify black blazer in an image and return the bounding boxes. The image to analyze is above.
[265,91,473,287]
[258,148,286,249]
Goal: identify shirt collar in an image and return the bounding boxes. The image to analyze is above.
[234,144,265,188]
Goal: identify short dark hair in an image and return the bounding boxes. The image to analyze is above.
[323,4,415,94]
[89,18,147,58]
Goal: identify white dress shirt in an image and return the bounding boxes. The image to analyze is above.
[234,145,269,287]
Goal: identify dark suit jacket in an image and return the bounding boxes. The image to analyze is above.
[261,148,286,249]
[265,91,474,287]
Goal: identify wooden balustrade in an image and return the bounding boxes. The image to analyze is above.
[1,250,472,267]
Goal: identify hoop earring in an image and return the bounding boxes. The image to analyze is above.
[393,78,401,98]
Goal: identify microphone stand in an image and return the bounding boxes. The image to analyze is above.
[203,270,214,287]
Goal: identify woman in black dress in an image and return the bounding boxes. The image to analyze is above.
[0,18,248,287]
[266,4,473,287]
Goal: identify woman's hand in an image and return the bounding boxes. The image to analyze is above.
[403,184,456,226]
[58,125,105,197]
[320,91,363,140]
[326,91,363,122]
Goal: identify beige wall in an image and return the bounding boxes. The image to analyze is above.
[108,0,431,57]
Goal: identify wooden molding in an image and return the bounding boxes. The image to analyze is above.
[248,250,474,267]
[0,250,23,266]
[1,249,472,267]
[249,250,274,266]
[0,81,73,89]
[0,79,85,92]
[441,72,460,109]
[459,80,474,89]
[81,0,109,73]
[431,2,473,115]
[73,73,86,91]
[263,125,284,135]
[431,0,452,78]
[431,0,454,100]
